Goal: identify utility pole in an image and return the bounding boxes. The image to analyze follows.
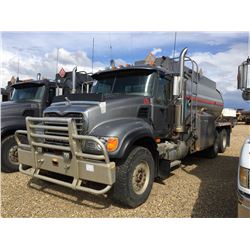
[17,54,20,80]
[56,48,60,74]
[92,38,95,73]
[12,47,22,79]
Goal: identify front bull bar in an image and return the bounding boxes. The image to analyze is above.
[15,117,116,195]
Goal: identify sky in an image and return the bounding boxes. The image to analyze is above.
[0,31,249,109]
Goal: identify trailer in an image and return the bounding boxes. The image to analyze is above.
[236,109,250,124]
[16,48,232,207]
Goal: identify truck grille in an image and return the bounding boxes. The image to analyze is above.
[42,113,86,149]
[44,112,86,136]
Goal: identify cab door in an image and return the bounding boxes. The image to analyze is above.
[152,75,174,137]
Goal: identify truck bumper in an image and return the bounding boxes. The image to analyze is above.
[238,190,250,218]
[15,117,116,195]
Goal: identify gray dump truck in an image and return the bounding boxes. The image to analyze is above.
[1,78,57,172]
[16,48,232,207]
[1,70,92,173]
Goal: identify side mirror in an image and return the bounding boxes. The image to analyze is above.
[237,63,249,90]
[242,90,250,101]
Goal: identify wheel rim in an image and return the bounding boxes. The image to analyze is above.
[222,135,226,149]
[132,161,150,195]
[8,145,19,165]
[214,142,218,152]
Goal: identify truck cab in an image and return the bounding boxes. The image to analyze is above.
[238,137,250,217]
[1,79,57,172]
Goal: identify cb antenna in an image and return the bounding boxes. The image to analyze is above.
[172,32,177,59]
[109,33,113,61]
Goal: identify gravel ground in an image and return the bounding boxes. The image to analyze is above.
[1,124,249,218]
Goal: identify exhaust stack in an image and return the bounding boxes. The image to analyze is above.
[37,73,41,80]
[72,66,77,94]
[175,47,188,133]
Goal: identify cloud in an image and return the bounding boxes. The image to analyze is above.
[191,43,248,93]
[151,48,162,55]
[113,58,127,66]
[1,32,248,109]
[2,32,247,62]
[0,48,112,86]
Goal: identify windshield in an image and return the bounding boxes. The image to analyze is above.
[91,70,154,96]
[11,85,45,102]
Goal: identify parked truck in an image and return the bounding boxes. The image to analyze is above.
[236,109,250,124]
[221,108,237,127]
[237,57,250,217]
[16,48,233,208]
[1,69,92,173]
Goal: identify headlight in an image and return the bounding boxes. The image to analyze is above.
[239,166,250,188]
[82,137,119,154]
[82,140,103,154]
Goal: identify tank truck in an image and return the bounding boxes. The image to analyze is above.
[15,48,232,207]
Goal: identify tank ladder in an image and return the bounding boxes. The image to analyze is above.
[185,57,199,152]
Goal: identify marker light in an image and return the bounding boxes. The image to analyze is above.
[106,137,119,152]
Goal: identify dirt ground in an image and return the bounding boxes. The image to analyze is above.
[1,124,249,218]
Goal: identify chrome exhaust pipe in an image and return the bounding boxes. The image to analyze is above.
[175,48,188,133]
[180,48,188,130]
[180,47,188,80]
[72,66,77,94]
[37,73,41,80]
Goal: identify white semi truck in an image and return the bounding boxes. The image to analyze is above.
[237,57,250,217]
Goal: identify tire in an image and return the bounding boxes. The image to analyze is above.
[218,129,227,153]
[1,135,19,173]
[110,146,155,208]
[202,132,219,159]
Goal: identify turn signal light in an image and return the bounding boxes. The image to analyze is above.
[106,137,119,152]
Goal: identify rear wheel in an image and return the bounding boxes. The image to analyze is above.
[110,146,155,208]
[218,129,227,153]
[202,132,219,159]
[1,135,19,173]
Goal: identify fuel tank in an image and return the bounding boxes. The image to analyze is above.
[185,74,224,119]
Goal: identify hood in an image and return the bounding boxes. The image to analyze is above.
[44,95,151,133]
[1,101,40,118]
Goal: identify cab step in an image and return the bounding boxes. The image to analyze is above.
[170,160,181,168]
[158,159,182,179]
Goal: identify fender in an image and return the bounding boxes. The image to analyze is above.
[89,117,156,159]
[1,117,27,139]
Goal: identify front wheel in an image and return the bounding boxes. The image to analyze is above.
[110,146,155,208]
[1,135,19,173]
